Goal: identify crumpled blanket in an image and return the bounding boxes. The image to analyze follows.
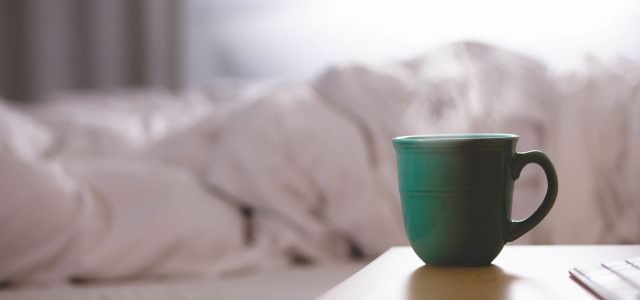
[0,42,638,285]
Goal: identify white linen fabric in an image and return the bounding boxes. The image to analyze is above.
[0,101,53,161]
[547,60,640,244]
[28,90,217,159]
[0,42,638,286]
[0,154,244,285]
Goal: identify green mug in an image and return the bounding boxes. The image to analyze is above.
[392,134,558,266]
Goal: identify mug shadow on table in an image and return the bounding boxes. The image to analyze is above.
[409,264,520,300]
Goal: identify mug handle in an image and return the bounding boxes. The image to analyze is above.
[505,151,558,242]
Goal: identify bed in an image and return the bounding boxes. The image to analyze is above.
[1,41,639,298]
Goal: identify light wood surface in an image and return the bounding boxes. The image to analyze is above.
[319,245,640,300]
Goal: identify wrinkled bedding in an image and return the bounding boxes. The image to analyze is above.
[0,42,639,286]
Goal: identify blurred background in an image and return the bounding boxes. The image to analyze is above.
[1,0,640,101]
[1,0,640,296]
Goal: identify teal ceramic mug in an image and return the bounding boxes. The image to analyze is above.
[392,134,558,266]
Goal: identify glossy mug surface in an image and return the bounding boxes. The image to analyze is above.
[392,134,558,266]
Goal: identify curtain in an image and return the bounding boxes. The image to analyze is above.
[0,0,185,102]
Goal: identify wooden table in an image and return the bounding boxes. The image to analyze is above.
[319,245,640,299]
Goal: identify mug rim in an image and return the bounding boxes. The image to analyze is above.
[392,133,518,147]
